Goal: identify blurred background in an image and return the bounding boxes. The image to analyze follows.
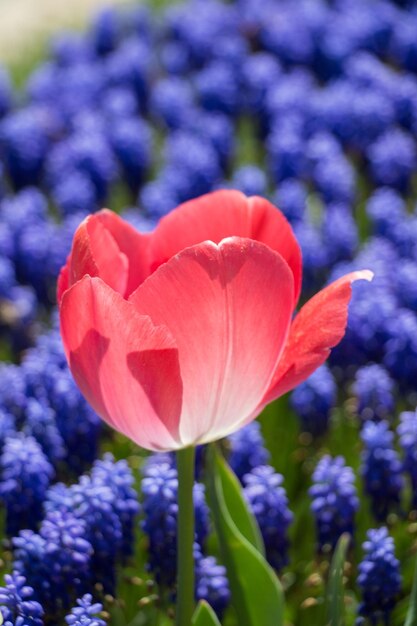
[0,0,130,66]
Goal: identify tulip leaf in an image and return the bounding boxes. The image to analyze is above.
[213,446,265,555]
[207,445,284,626]
[405,552,417,626]
[325,533,350,626]
[192,601,221,626]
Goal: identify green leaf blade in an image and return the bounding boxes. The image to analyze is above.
[192,600,221,626]
[207,445,284,626]
[405,552,417,626]
[214,447,264,555]
[326,533,350,626]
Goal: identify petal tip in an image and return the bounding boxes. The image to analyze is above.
[352,269,374,283]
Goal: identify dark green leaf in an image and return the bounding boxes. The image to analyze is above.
[192,601,221,626]
[207,445,284,626]
[326,534,350,626]
[405,552,417,626]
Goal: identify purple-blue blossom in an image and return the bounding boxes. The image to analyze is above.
[361,420,403,521]
[228,422,270,482]
[398,410,417,511]
[0,434,54,535]
[243,465,293,571]
[309,455,358,552]
[352,364,395,424]
[0,572,44,626]
[357,527,402,625]
[65,594,106,626]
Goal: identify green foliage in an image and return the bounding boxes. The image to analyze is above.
[192,601,221,626]
[210,446,265,555]
[207,445,285,626]
[325,534,349,626]
[405,552,417,626]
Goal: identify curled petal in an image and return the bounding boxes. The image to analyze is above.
[61,210,150,301]
[57,260,70,303]
[94,209,150,295]
[70,215,129,295]
[261,270,374,406]
[60,276,182,451]
[130,237,294,446]
[149,189,302,305]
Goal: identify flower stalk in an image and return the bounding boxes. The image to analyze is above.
[176,445,196,626]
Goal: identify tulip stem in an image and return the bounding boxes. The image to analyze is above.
[176,445,196,626]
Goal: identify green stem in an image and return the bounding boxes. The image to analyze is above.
[176,446,196,626]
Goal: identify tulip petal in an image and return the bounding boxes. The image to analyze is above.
[94,209,150,295]
[60,276,182,451]
[261,270,374,406]
[57,260,70,303]
[67,210,150,298]
[129,237,294,446]
[149,190,302,305]
[70,215,129,296]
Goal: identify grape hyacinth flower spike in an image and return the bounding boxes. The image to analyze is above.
[356,527,402,625]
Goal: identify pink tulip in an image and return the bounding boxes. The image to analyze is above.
[58,190,372,451]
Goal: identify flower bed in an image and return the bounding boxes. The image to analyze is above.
[0,1,416,624]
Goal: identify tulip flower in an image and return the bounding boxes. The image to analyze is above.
[58,189,372,625]
[58,190,372,452]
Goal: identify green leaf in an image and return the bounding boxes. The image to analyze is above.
[192,601,221,626]
[405,552,417,626]
[326,534,350,626]
[214,447,264,555]
[207,445,284,626]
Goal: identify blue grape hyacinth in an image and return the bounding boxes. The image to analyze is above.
[0,572,44,626]
[13,510,92,614]
[398,410,417,511]
[356,527,402,625]
[361,420,403,522]
[0,433,54,535]
[228,422,270,483]
[65,594,106,626]
[194,544,230,619]
[90,453,140,558]
[290,365,336,437]
[352,363,395,424]
[45,475,123,595]
[310,455,359,552]
[243,465,293,571]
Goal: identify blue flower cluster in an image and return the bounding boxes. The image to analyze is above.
[243,465,293,571]
[398,410,417,511]
[0,327,103,540]
[9,452,138,616]
[0,326,101,474]
[290,365,336,437]
[309,455,358,552]
[361,420,403,521]
[228,422,270,481]
[0,572,44,626]
[0,0,416,620]
[0,434,54,535]
[65,594,106,626]
[352,364,395,424]
[357,527,402,625]
[225,424,293,571]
